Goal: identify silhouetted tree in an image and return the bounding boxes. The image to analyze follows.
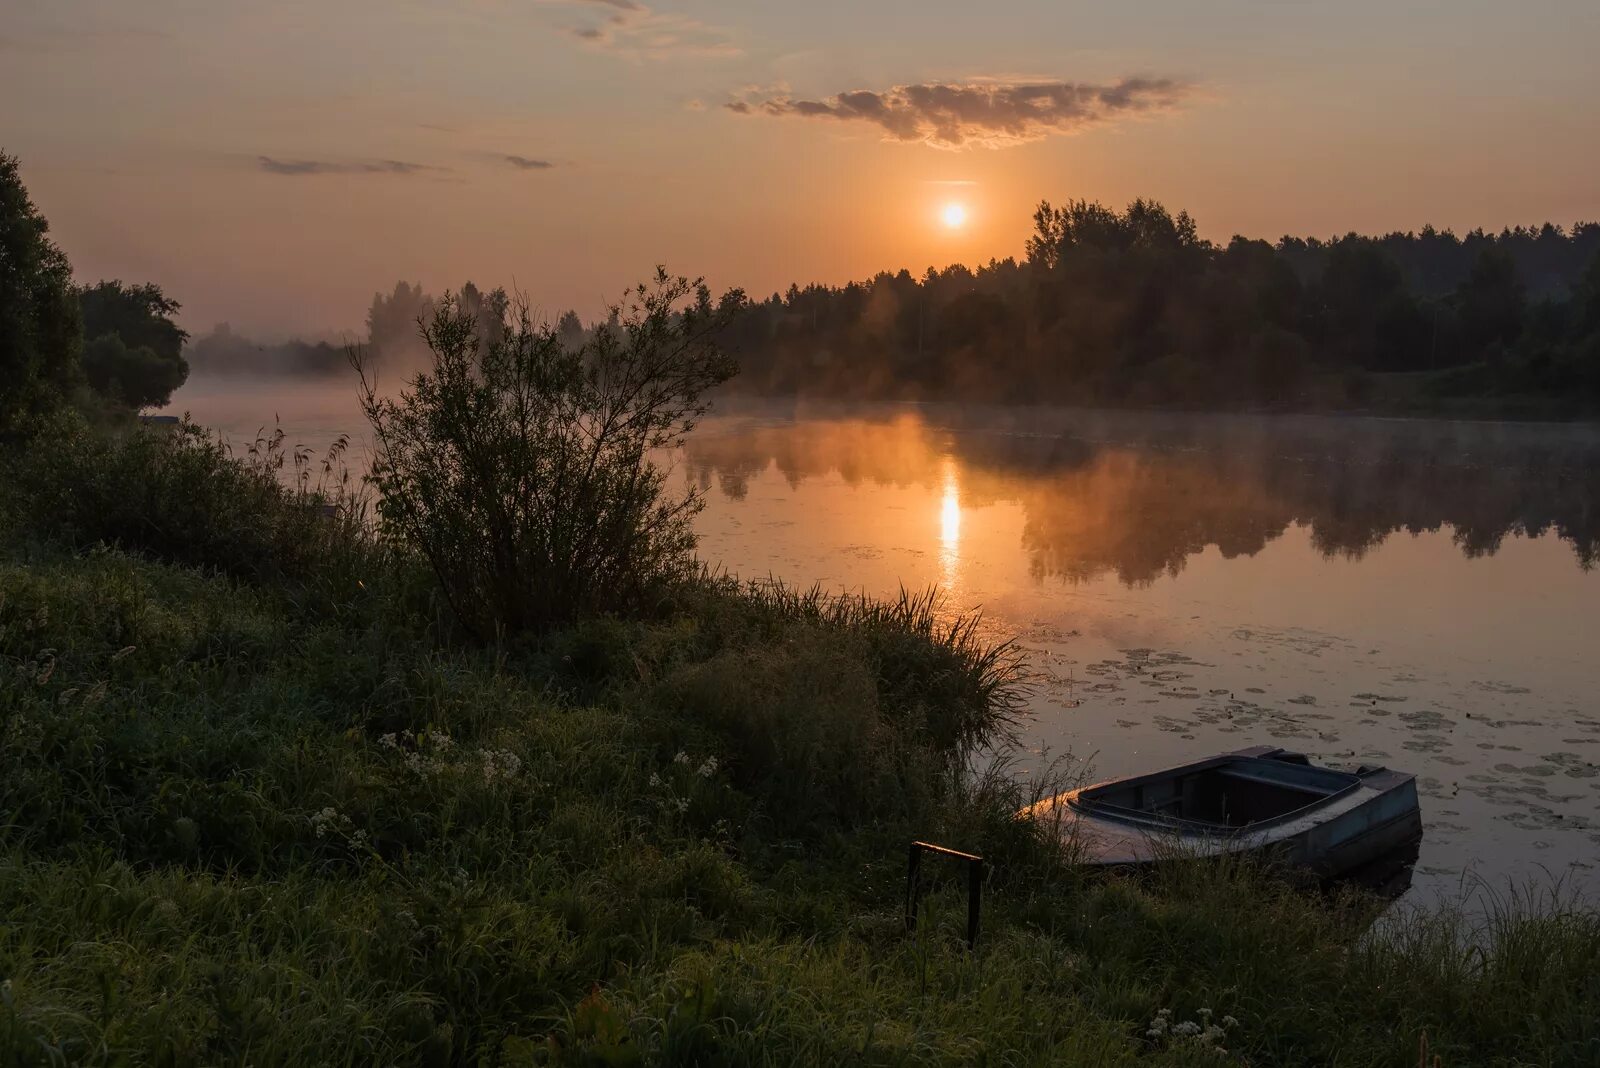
[556,309,585,350]
[78,280,190,407]
[1454,247,1526,358]
[0,152,81,433]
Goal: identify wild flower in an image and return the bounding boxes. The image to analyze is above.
[1146,1007,1239,1056]
[480,748,523,782]
[310,807,341,838]
[697,756,718,778]
[309,806,369,850]
[648,772,663,788]
[673,750,690,765]
[378,733,398,749]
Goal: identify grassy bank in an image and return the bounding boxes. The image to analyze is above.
[2,420,1598,1066]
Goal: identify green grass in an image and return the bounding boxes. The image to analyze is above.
[2,424,1598,1065]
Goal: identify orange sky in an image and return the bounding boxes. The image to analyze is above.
[4,0,1598,337]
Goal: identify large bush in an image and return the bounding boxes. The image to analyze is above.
[77,280,191,408]
[356,268,737,637]
[81,331,189,409]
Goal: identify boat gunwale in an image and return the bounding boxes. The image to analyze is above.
[1066,752,1368,836]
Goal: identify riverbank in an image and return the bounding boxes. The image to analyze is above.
[2,419,1598,1065]
[716,366,1600,424]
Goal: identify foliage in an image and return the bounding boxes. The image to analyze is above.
[0,414,381,617]
[80,331,189,408]
[0,151,82,435]
[77,280,191,408]
[355,268,738,637]
[696,198,1600,415]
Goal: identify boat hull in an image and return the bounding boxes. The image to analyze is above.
[1027,747,1423,880]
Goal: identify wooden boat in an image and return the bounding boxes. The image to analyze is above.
[1026,746,1422,878]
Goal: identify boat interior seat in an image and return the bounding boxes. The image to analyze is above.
[1088,758,1357,828]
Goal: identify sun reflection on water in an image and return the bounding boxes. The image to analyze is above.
[939,457,961,588]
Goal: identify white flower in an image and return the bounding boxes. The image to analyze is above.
[673,750,690,765]
[1222,1015,1239,1029]
[310,806,340,837]
[697,756,718,778]
[379,733,398,749]
[1197,1008,1212,1018]
[648,772,663,789]
[1173,1021,1202,1037]
[480,748,522,782]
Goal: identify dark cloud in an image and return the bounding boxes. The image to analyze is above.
[503,155,555,170]
[256,156,434,176]
[725,78,1192,149]
[558,0,739,58]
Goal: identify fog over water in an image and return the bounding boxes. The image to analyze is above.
[169,377,1600,902]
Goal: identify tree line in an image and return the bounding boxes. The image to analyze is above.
[299,199,1600,416]
[709,199,1600,413]
[1,152,189,432]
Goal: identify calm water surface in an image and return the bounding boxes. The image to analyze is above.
[172,381,1600,901]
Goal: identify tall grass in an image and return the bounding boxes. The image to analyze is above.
[0,412,419,627]
[669,578,1026,758]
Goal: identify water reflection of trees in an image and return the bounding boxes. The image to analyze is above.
[684,408,1600,585]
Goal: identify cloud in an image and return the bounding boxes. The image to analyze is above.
[502,154,555,170]
[550,0,740,59]
[256,156,435,176]
[725,78,1192,149]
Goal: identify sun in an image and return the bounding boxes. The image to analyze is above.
[940,202,967,229]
